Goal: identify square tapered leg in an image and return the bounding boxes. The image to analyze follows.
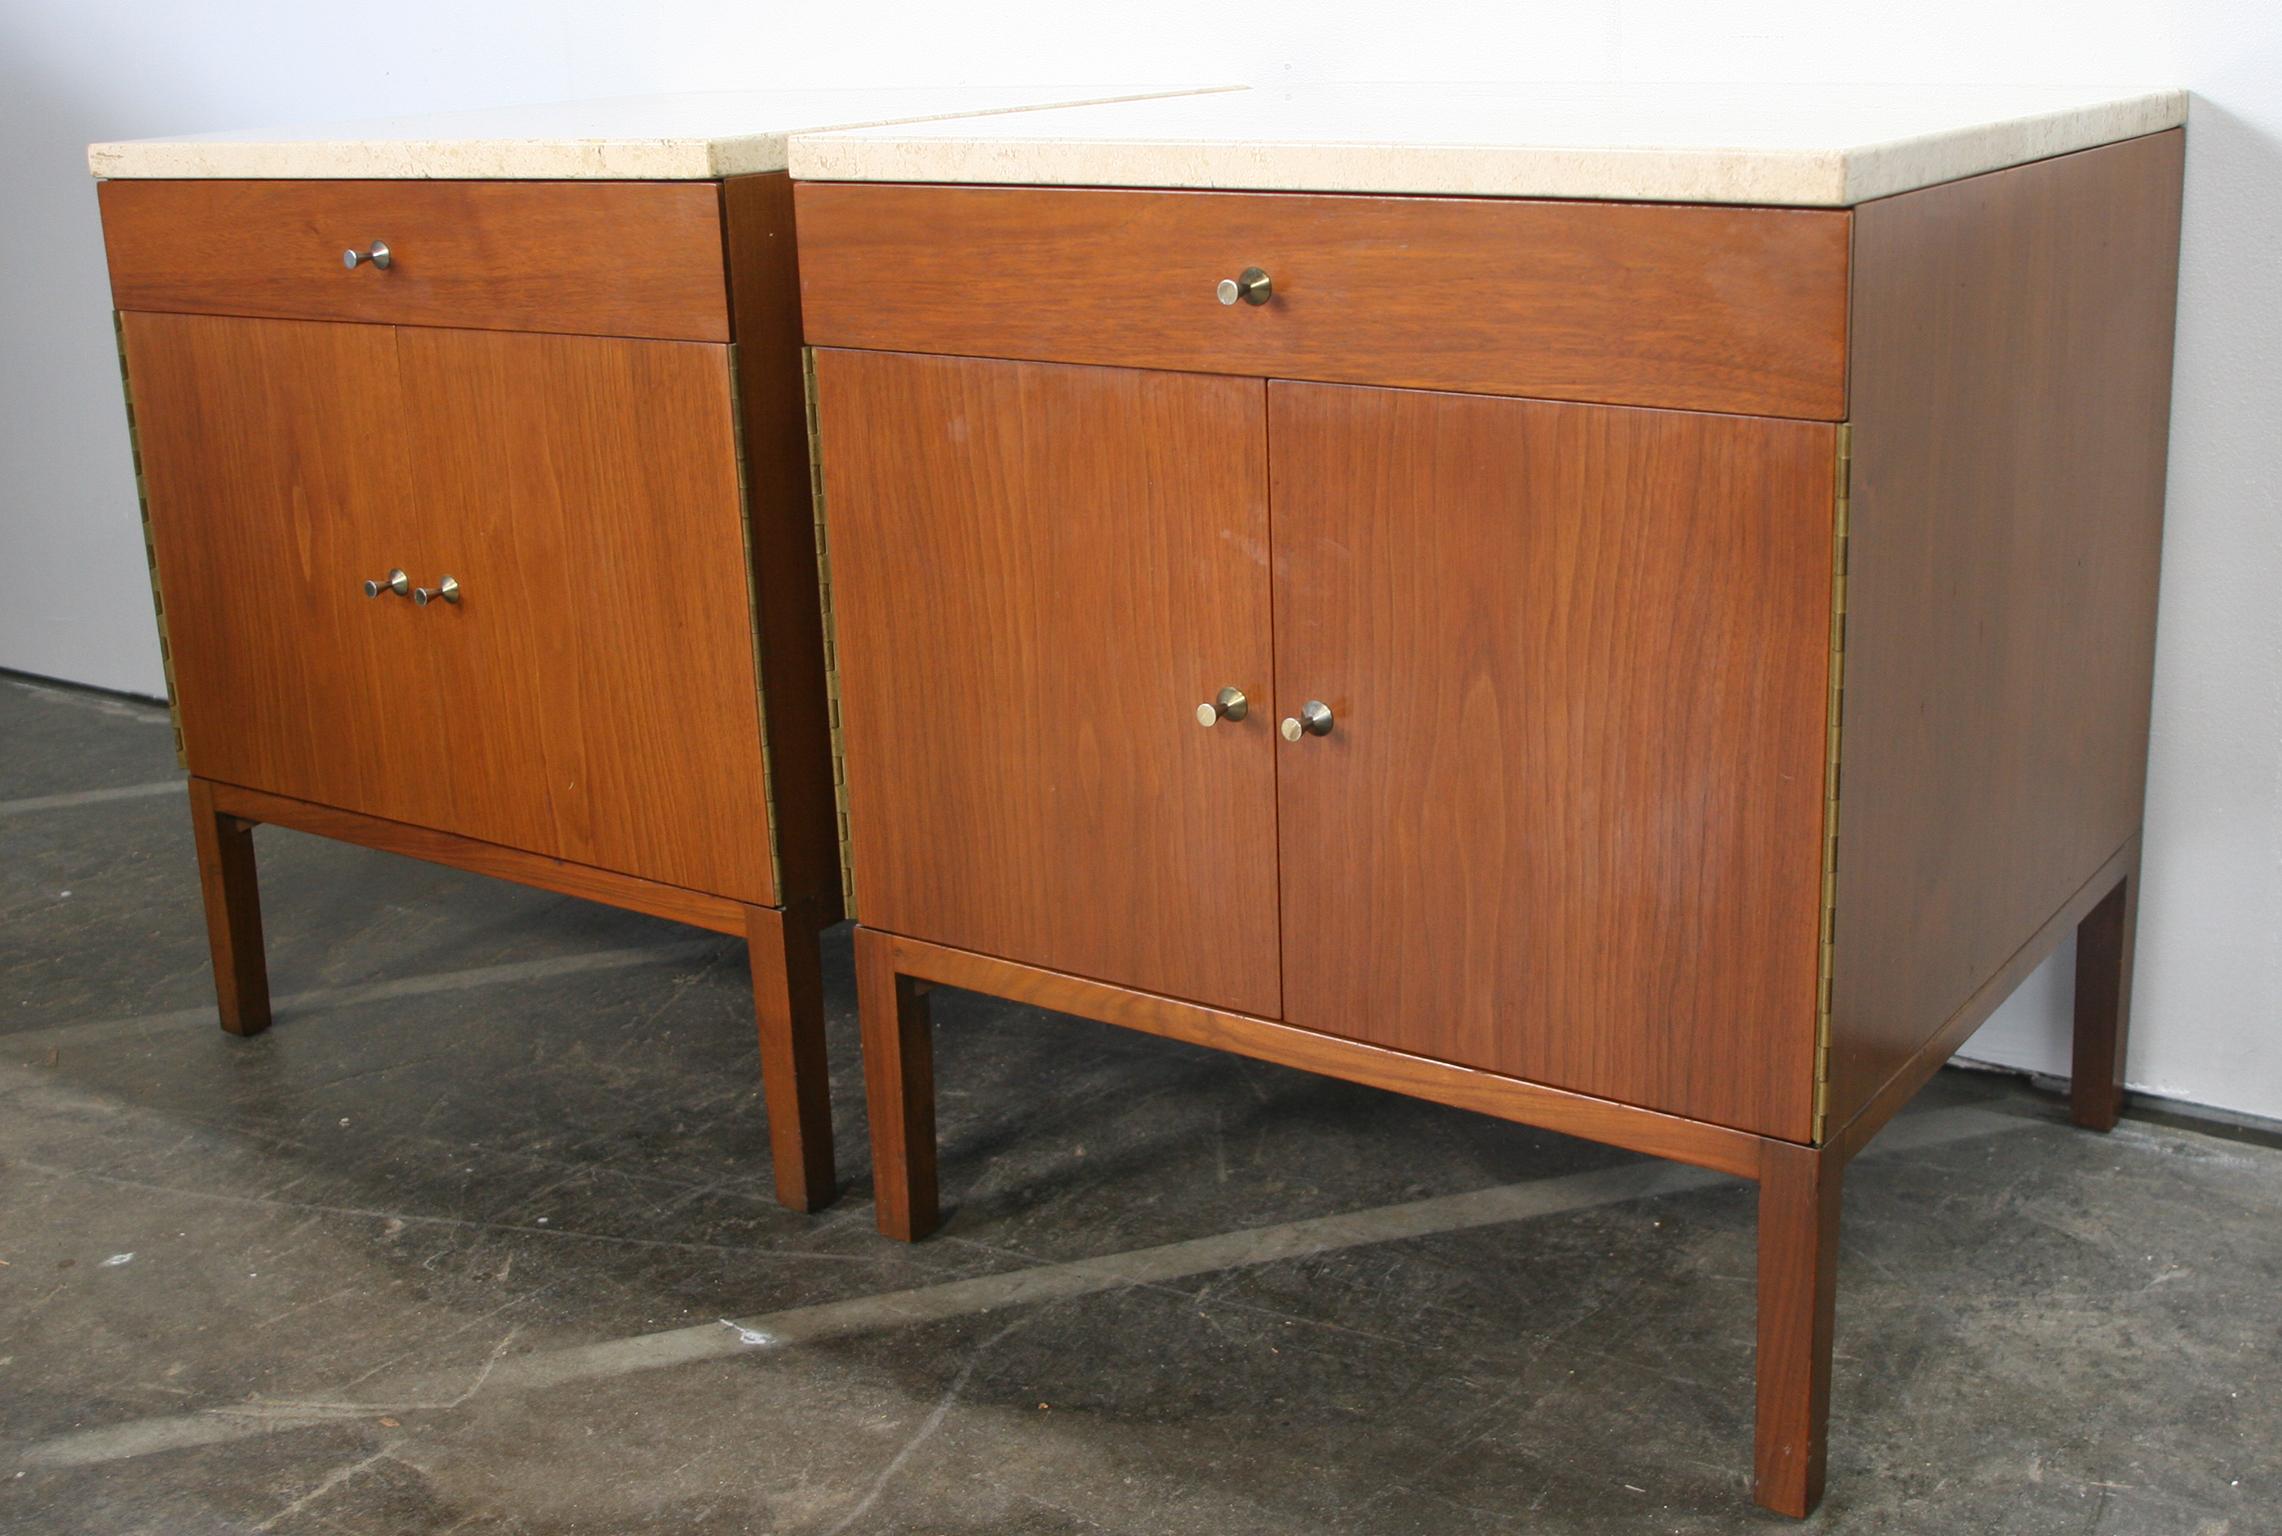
[1755,1139,1844,1518]
[187,777,271,1037]
[747,903,837,1213]
[855,925,937,1240]
[2071,860,2139,1132]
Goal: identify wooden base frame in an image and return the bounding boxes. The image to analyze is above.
[186,776,839,1213]
[851,837,2143,1517]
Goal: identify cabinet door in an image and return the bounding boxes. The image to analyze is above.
[816,351,1281,1017]
[123,312,449,821]
[1269,382,1835,1140]
[394,328,775,903]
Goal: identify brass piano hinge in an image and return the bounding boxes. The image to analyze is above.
[803,348,858,923]
[725,343,786,900]
[113,313,186,770]
[1813,422,1853,1144]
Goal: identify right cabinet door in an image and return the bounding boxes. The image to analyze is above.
[395,327,776,904]
[1269,382,1836,1139]
[817,350,1282,1018]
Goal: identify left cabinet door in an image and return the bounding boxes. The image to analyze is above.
[124,312,449,822]
[814,350,1282,1016]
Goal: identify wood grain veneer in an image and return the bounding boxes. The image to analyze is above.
[394,326,776,904]
[1823,131,2183,1132]
[127,312,778,905]
[795,182,1851,418]
[1270,383,1836,1141]
[120,312,433,823]
[100,178,730,341]
[814,350,1283,1018]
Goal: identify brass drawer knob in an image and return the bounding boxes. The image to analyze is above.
[361,568,409,599]
[1217,267,1272,307]
[1280,700,1333,740]
[1197,686,1248,727]
[343,241,392,272]
[412,575,460,607]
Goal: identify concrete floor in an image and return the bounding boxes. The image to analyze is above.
[2,672,2277,1536]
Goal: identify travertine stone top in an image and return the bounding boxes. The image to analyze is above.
[88,87,1233,181]
[786,83,2187,205]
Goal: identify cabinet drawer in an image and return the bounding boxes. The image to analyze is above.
[100,179,730,341]
[796,183,1850,418]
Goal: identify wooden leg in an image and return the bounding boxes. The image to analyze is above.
[1754,1140,1843,1519]
[186,777,271,1038]
[746,904,838,1213]
[2071,861,2139,1132]
[855,925,937,1241]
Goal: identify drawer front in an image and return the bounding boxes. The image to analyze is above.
[100,179,730,341]
[796,183,1850,419]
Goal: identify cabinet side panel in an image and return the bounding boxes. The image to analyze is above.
[1827,130,2183,1131]
[725,172,843,917]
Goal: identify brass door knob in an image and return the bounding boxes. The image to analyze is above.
[1196,687,1248,727]
[1280,700,1333,740]
[362,568,409,599]
[343,241,392,271]
[1216,267,1272,306]
[413,575,460,607]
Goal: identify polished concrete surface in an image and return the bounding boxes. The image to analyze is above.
[3,672,2278,1535]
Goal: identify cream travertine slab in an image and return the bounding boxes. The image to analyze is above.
[87,86,1237,181]
[785,83,2186,205]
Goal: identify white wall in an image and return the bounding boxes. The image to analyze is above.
[2,0,2276,1120]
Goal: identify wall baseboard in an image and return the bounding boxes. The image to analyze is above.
[1953,1055,2282,1151]
[1,666,168,710]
